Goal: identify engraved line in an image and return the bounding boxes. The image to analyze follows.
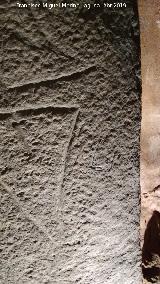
[57,109,80,226]
[90,120,105,170]
[8,65,96,90]
[0,104,79,115]
[24,0,74,60]
[12,113,32,152]
[0,179,54,243]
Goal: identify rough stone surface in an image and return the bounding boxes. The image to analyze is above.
[0,1,141,283]
[139,0,160,283]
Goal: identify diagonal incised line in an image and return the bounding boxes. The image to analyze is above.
[0,104,80,246]
[0,104,79,116]
[0,178,54,243]
[8,65,96,90]
[57,109,80,228]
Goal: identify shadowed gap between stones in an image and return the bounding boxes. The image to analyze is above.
[142,211,160,283]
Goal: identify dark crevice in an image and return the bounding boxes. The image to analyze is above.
[142,211,160,283]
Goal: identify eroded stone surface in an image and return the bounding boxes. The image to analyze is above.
[0,1,141,283]
[139,0,160,283]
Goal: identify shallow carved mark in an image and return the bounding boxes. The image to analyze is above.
[0,179,54,243]
[0,104,80,244]
[0,104,79,116]
[24,0,74,60]
[12,113,32,152]
[8,65,96,90]
[57,109,80,231]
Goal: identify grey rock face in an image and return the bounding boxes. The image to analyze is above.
[0,1,141,283]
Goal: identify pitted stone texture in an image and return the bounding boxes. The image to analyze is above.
[0,1,141,283]
[139,0,160,282]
